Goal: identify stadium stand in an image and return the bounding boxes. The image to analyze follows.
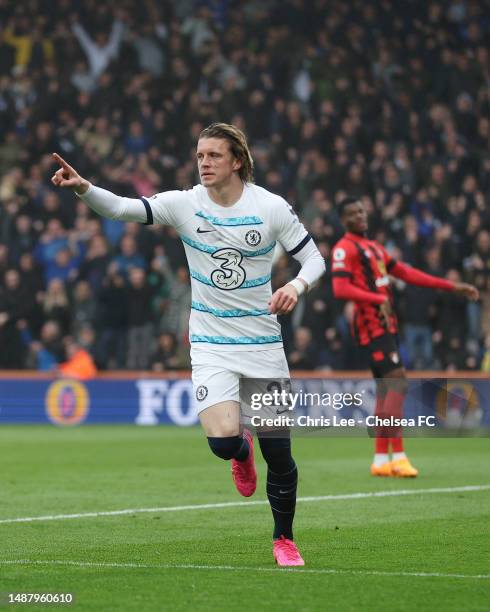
[0,0,488,371]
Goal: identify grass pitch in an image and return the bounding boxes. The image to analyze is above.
[0,426,488,611]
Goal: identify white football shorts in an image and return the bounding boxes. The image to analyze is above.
[191,347,290,414]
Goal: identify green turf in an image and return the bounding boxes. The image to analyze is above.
[0,426,488,611]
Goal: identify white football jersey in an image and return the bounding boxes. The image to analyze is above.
[142,183,310,351]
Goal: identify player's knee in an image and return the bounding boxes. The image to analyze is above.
[258,436,296,474]
[207,436,242,461]
[204,423,240,438]
[385,369,408,394]
[390,378,408,395]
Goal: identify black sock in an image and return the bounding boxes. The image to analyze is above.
[234,436,250,461]
[207,435,249,461]
[259,436,297,540]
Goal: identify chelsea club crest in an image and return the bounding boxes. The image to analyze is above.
[196,385,208,401]
[245,230,261,246]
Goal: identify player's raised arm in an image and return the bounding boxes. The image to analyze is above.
[51,152,150,224]
[51,153,90,193]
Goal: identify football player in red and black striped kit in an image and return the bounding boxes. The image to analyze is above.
[331,197,479,477]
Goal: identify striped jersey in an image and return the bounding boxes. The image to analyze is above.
[331,232,397,345]
[142,183,310,351]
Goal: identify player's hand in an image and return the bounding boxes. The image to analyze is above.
[51,153,89,194]
[378,298,392,328]
[269,283,299,315]
[453,282,480,301]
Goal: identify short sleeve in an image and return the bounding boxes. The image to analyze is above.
[331,241,354,277]
[273,197,310,254]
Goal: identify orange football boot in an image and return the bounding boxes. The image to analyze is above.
[391,457,418,478]
[370,462,393,477]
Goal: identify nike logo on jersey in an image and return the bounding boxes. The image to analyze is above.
[276,408,291,415]
[197,227,217,233]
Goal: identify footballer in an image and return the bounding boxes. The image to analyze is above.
[52,123,325,566]
[331,197,479,477]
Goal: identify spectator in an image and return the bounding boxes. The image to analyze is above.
[464,229,490,339]
[43,278,71,334]
[0,269,29,367]
[71,280,97,337]
[58,337,97,380]
[34,219,69,271]
[401,290,436,369]
[287,327,318,370]
[75,116,114,158]
[150,332,183,371]
[44,246,81,285]
[78,234,111,293]
[17,253,44,334]
[36,191,71,230]
[112,235,146,279]
[433,270,470,368]
[127,22,167,77]
[96,271,128,369]
[8,214,37,262]
[3,21,54,68]
[71,15,125,82]
[123,121,150,155]
[317,327,350,371]
[23,320,64,371]
[158,266,191,341]
[126,267,155,369]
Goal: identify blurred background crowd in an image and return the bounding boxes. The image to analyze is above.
[0,0,489,373]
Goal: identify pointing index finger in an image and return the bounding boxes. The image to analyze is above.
[52,152,71,170]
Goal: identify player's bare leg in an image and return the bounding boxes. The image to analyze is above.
[200,401,257,496]
[199,400,241,437]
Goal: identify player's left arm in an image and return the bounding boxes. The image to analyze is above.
[388,259,480,301]
[269,199,326,315]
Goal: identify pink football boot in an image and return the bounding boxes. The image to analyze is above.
[273,536,305,566]
[231,429,257,497]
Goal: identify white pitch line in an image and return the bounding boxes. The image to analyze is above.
[0,484,489,526]
[0,559,488,580]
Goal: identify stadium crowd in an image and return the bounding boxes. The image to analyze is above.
[0,0,489,372]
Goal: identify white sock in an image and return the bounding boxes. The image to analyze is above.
[392,452,407,461]
[373,453,389,466]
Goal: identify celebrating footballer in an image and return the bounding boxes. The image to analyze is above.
[52,123,325,566]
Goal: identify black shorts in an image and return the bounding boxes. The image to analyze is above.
[362,333,402,378]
